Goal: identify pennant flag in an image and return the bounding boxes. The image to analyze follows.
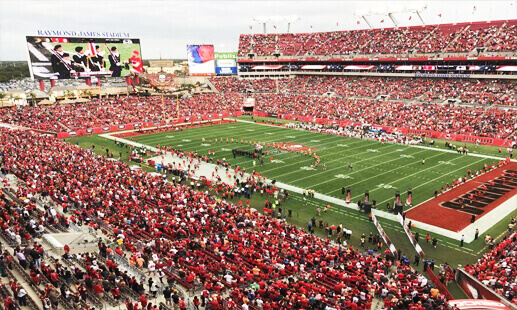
[310,25,313,28]
[273,25,277,29]
[249,25,252,30]
[336,22,339,26]
[380,19,385,23]
[409,16,412,20]
[87,42,97,56]
[357,20,360,25]
[438,13,442,17]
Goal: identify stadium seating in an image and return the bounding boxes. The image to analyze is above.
[210,76,516,106]
[0,77,515,139]
[464,232,517,303]
[0,127,455,309]
[238,20,516,57]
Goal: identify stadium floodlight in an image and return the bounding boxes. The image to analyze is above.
[253,16,269,34]
[253,15,301,34]
[355,3,428,28]
[284,15,301,33]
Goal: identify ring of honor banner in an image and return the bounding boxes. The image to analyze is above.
[397,213,425,258]
[187,45,215,76]
[371,211,397,255]
[26,36,142,80]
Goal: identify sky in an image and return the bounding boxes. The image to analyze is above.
[0,0,515,60]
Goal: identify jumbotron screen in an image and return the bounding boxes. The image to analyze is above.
[186,44,215,76]
[26,36,143,80]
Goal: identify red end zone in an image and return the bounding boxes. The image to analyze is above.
[406,161,517,232]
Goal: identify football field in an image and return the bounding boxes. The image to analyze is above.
[66,118,517,290]
[134,120,501,207]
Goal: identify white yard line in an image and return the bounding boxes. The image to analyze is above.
[329,150,454,198]
[260,140,395,176]
[403,144,506,160]
[365,157,486,204]
[235,119,509,161]
[309,148,430,190]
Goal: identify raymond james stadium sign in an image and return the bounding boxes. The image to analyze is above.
[36,30,131,38]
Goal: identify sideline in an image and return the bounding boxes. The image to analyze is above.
[234,119,509,161]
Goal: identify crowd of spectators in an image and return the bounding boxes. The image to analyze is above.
[209,76,516,106]
[0,93,243,131]
[247,94,516,139]
[0,127,455,309]
[464,231,517,304]
[238,20,516,57]
[0,82,515,139]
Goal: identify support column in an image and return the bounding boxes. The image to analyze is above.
[39,80,45,91]
[85,77,92,86]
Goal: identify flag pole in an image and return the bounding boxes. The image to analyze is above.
[176,95,180,119]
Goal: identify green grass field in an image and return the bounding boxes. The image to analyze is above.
[133,120,502,207]
[65,119,517,298]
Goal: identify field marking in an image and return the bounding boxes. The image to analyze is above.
[351,155,482,201]
[140,121,334,146]
[258,138,375,174]
[143,124,342,155]
[235,119,507,161]
[261,141,400,176]
[406,144,505,160]
[307,148,430,190]
[137,123,288,144]
[137,123,287,144]
[321,149,444,195]
[374,157,487,206]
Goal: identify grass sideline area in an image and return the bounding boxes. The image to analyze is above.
[237,115,514,158]
[64,119,517,298]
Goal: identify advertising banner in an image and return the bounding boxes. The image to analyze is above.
[215,52,237,75]
[187,45,215,76]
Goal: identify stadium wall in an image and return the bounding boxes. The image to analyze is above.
[456,268,517,310]
[238,71,517,80]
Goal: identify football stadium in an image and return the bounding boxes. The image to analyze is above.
[0,1,516,309]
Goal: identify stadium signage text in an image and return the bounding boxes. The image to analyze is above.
[36,30,130,38]
[415,72,471,79]
[215,52,237,59]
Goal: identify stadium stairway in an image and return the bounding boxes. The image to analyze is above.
[204,78,219,94]
[482,20,508,51]
[370,298,385,310]
[443,25,470,51]
[419,26,440,49]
